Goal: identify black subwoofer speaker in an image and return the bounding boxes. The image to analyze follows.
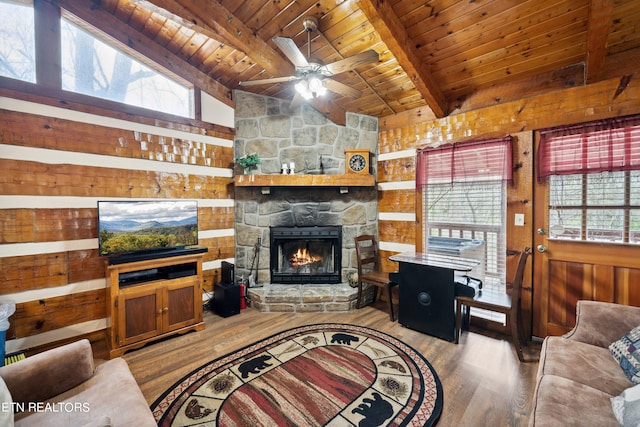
[212,282,240,318]
[398,263,456,341]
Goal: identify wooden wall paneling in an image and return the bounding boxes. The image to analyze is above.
[506,131,534,337]
[199,236,235,262]
[0,159,233,199]
[0,108,234,167]
[379,249,401,274]
[378,189,415,213]
[0,250,104,294]
[34,208,96,242]
[0,253,68,294]
[379,73,640,149]
[0,209,35,243]
[12,289,106,339]
[378,220,416,245]
[68,250,105,284]
[202,269,218,295]
[377,157,416,183]
[198,206,234,230]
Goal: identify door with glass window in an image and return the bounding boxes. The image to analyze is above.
[532,120,640,338]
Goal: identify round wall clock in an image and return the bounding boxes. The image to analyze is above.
[345,149,371,175]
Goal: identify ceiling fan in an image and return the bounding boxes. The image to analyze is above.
[238,17,379,101]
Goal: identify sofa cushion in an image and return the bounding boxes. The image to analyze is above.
[610,325,640,384]
[530,374,618,426]
[0,339,95,405]
[15,358,155,427]
[539,336,632,396]
[0,375,14,427]
[612,383,640,426]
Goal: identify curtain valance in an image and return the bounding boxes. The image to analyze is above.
[537,115,640,181]
[416,137,513,188]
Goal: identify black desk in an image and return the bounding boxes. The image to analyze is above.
[390,253,479,342]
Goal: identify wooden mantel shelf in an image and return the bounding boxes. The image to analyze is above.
[234,174,375,187]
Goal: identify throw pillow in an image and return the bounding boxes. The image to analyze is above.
[0,375,14,427]
[610,325,640,384]
[612,383,640,426]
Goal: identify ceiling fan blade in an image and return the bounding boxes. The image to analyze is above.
[323,50,379,76]
[273,37,309,68]
[239,76,299,86]
[323,79,362,98]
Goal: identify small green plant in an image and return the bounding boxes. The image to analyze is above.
[236,153,261,171]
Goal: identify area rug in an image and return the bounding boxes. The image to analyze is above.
[151,323,443,426]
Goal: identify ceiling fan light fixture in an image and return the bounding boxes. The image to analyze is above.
[308,77,326,96]
[295,77,326,99]
[295,80,313,99]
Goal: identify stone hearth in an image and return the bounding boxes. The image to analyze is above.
[248,283,374,313]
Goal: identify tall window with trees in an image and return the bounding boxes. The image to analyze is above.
[0,0,193,118]
[0,1,35,83]
[416,137,513,291]
[61,16,192,117]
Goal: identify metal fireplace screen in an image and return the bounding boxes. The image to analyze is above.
[270,226,342,284]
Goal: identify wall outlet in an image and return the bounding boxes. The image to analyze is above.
[514,213,525,226]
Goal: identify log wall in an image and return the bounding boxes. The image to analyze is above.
[0,92,235,353]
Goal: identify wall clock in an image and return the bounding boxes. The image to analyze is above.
[345,149,371,174]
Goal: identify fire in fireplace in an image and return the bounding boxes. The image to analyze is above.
[270,226,342,284]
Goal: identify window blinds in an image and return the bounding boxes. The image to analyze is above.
[538,115,640,181]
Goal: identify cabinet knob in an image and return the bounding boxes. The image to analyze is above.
[163,307,169,312]
[157,309,163,315]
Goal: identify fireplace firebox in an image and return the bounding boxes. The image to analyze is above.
[270,226,342,284]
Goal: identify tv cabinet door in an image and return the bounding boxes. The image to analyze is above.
[118,287,163,346]
[164,278,201,332]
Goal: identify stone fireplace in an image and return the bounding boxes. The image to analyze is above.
[233,91,379,312]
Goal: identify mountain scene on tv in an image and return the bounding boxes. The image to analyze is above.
[99,201,198,256]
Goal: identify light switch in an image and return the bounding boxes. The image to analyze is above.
[514,213,525,226]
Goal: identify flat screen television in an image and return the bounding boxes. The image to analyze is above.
[98,200,198,258]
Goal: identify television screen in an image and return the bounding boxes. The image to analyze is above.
[98,200,198,257]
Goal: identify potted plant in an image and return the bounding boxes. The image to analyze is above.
[236,153,261,174]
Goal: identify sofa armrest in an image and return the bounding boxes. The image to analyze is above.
[0,339,95,405]
[564,300,640,347]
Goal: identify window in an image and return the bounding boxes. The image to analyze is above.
[0,0,194,118]
[540,115,640,244]
[0,0,35,83]
[61,16,193,117]
[417,137,513,291]
[424,181,506,288]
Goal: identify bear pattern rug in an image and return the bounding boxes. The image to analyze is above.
[151,323,443,426]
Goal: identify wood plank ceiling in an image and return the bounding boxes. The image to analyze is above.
[59,0,640,123]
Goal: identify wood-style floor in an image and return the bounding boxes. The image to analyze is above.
[111,301,542,426]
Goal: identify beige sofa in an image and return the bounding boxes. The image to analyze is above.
[0,339,155,427]
[530,300,640,426]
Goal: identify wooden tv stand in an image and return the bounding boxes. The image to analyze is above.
[105,252,206,358]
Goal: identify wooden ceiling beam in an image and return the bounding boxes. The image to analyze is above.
[586,0,614,84]
[135,0,294,78]
[138,0,347,125]
[356,0,448,118]
[55,0,234,108]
